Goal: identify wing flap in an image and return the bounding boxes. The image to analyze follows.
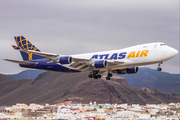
[81,66,91,71]
[72,57,90,63]
[3,59,38,65]
[69,62,91,72]
[69,59,124,71]
[69,62,80,68]
[75,64,87,70]
[107,60,124,66]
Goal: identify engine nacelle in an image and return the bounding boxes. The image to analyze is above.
[113,66,139,74]
[92,60,108,68]
[59,56,72,64]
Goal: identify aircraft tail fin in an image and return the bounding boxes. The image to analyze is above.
[14,36,45,61]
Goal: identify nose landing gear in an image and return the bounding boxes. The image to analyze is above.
[157,62,163,71]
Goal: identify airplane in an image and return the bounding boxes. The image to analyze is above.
[3,36,178,80]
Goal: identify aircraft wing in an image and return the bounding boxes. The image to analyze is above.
[12,45,125,71]
[107,60,124,65]
[69,58,124,71]
[13,45,124,63]
[19,49,58,58]
[3,59,38,65]
[13,46,91,62]
[72,57,90,63]
[72,57,124,64]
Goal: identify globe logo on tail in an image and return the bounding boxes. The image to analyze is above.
[15,36,39,60]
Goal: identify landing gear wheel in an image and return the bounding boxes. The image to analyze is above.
[157,62,163,71]
[93,71,98,75]
[88,74,93,78]
[94,76,98,79]
[108,73,112,77]
[97,74,101,78]
[88,70,100,79]
[106,77,110,80]
[106,71,113,80]
[157,67,162,71]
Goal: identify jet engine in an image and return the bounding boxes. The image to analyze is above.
[92,60,108,68]
[59,56,72,64]
[113,66,139,74]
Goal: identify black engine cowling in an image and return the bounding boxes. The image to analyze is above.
[92,60,108,68]
[113,66,139,74]
[59,56,72,64]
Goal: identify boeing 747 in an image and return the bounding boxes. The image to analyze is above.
[4,36,178,80]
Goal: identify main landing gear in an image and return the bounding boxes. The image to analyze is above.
[88,70,113,80]
[88,71,101,79]
[106,72,112,80]
[157,62,163,71]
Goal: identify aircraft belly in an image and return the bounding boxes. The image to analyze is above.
[20,62,79,73]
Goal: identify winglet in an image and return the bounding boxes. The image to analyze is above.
[12,45,20,50]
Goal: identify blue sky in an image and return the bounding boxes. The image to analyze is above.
[0,0,179,74]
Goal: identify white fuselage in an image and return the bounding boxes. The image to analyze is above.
[70,42,178,71]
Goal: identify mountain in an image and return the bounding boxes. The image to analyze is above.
[0,72,179,106]
[7,70,44,80]
[0,74,31,98]
[5,68,179,94]
[118,67,180,93]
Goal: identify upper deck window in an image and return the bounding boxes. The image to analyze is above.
[160,44,166,46]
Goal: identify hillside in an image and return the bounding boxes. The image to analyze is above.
[0,72,179,106]
[5,67,180,94]
[119,67,180,93]
[7,70,44,80]
[0,74,31,98]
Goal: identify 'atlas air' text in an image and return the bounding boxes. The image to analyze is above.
[91,50,149,60]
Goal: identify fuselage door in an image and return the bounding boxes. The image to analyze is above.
[154,44,157,48]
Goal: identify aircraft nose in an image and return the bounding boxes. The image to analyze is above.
[171,48,178,56]
[169,47,178,58]
[162,46,178,60]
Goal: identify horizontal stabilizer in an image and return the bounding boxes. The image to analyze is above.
[3,59,38,65]
[15,49,59,58]
[12,45,20,50]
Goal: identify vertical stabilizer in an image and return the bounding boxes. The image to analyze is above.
[14,36,45,61]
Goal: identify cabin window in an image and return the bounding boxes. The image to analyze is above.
[160,44,166,46]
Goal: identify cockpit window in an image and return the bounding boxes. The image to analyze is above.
[160,44,166,46]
